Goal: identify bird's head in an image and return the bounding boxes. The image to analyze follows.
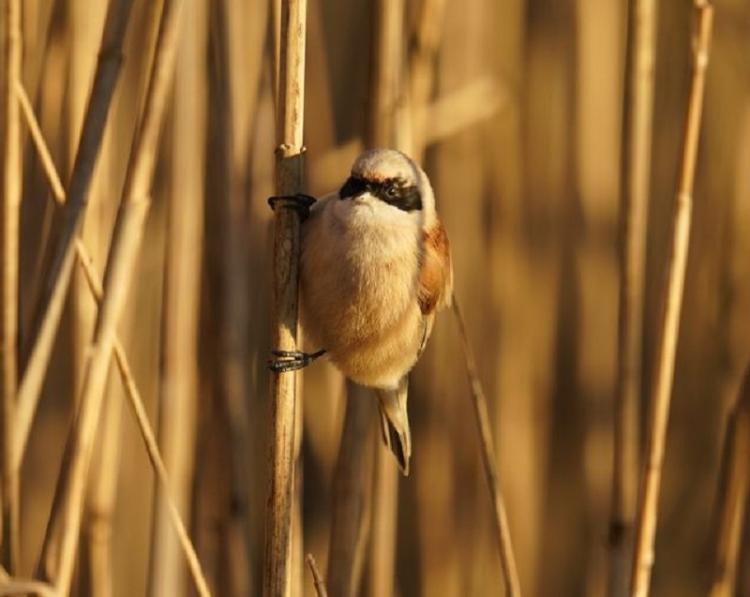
[334,149,436,229]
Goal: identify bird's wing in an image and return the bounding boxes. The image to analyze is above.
[417,219,453,315]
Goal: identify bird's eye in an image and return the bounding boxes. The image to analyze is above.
[385,183,399,199]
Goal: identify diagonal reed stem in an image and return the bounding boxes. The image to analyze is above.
[452,298,522,597]
[263,0,308,596]
[307,553,329,597]
[628,3,714,596]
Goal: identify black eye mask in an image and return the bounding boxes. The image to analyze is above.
[339,176,422,212]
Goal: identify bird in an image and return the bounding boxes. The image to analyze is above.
[269,148,453,475]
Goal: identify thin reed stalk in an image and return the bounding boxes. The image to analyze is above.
[14,0,135,474]
[629,3,714,595]
[452,298,522,596]
[263,0,308,595]
[708,366,750,597]
[609,0,656,593]
[1,0,22,572]
[149,0,206,594]
[35,2,184,594]
[307,553,329,597]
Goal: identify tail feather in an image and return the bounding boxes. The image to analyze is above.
[376,377,411,475]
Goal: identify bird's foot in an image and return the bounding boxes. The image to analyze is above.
[268,349,326,373]
[267,193,316,220]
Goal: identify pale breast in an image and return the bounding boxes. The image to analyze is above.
[300,198,424,387]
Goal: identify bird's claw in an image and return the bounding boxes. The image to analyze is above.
[267,193,316,220]
[268,349,326,373]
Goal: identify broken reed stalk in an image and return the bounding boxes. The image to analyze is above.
[708,365,750,597]
[306,554,329,597]
[629,4,714,596]
[149,0,206,594]
[452,298,522,596]
[36,2,185,594]
[609,0,656,594]
[263,0,308,595]
[1,0,22,572]
[14,0,134,473]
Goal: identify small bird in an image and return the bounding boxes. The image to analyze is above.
[270,149,452,475]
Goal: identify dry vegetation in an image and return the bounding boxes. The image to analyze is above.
[0,0,749,596]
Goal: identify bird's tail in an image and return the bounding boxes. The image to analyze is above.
[375,376,411,475]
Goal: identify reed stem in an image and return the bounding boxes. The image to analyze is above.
[609,0,656,593]
[307,553,329,597]
[0,0,22,573]
[452,298,522,596]
[263,0,308,595]
[629,4,714,595]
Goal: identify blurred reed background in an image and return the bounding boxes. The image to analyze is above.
[1,0,749,595]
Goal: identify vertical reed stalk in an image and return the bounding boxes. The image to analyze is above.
[36,2,184,593]
[327,384,374,597]
[14,0,135,471]
[149,0,206,594]
[1,0,22,573]
[629,4,714,595]
[263,0,307,595]
[609,0,656,593]
[708,366,750,597]
[453,299,522,596]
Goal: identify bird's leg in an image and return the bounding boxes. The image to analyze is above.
[267,193,317,220]
[268,349,326,373]
[267,192,317,372]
